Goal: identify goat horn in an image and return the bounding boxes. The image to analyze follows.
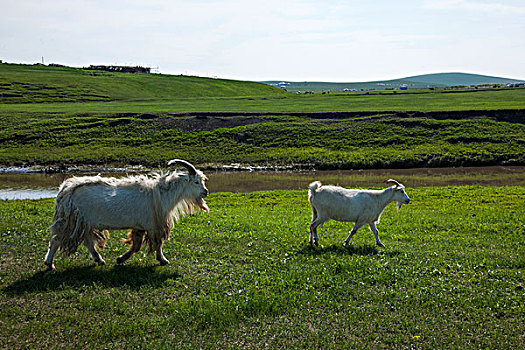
[384,179,402,187]
[167,159,197,175]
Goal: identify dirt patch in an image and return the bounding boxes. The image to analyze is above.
[157,109,525,131]
[156,115,292,131]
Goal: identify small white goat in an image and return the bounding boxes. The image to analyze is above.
[308,179,410,247]
[44,159,209,271]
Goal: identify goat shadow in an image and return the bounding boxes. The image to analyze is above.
[296,242,402,257]
[2,264,182,296]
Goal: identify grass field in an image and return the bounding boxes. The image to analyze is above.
[1,186,524,348]
[2,88,525,114]
[0,63,285,103]
[1,63,524,169]
[1,63,525,115]
[1,111,524,168]
[1,63,524,348]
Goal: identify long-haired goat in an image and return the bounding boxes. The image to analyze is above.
[308,179,410,247]
[44,159,209,271]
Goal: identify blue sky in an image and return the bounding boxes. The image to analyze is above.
[1,0,524,82]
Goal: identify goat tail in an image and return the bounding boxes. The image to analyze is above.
[49,208,86,256]
[309,181,321,195]
[49,190,110,256]
[308,181,322,202]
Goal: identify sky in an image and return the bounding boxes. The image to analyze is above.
[1,0,525,82]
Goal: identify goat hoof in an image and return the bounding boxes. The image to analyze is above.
[377,243,385,248]
[95,258,106,265]
[158,259,170,266]
[309,239,318,247]
[44,263,55,271]
[116,256,125,264]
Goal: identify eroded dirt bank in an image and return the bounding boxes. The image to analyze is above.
[157,109,525,131]
[1,109,523,171]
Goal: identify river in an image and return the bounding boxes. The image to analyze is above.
[0,166,523,200]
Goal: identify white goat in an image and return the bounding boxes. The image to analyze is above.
[308,179,410,247]
[44,159,209,271]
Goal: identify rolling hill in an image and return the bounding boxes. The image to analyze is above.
[0,63,286,103]
[264,72,524,92]
[402,72,523,86]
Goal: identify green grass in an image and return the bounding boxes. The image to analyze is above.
[0,63,286,104]
[2,88,525,114]
[1,62,524,170]
[1,186,524,348]
[1,112,523,168]
[1,63,525,114]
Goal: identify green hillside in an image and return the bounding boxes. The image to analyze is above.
[1,63,524,169]
[265,72,524,92]
[0,63,286,103]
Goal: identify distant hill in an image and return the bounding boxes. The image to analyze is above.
[402,72,523,86]
[264,72,524,92]
[0,63,286,103]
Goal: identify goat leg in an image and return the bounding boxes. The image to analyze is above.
[84,234,106,265]
[369,223,385,247]
[344,223,364,245]
[155,241,170,265]
[156,250,170,265]
[117,229,145,264]
[309,216,328,247]
[44,236,60,271]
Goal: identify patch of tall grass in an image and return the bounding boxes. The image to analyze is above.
[1,113,523,168]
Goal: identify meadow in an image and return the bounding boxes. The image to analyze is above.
[1,111,523,169]
[1,63,524,169]
[1,63,524,348]
[0,63,285,104]
[2,88,525,114]
[1,185,524,349]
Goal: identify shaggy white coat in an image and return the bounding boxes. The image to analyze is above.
[44,164,208,270]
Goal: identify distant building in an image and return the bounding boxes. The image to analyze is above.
[84,65,151,73]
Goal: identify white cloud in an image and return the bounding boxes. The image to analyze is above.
[424,0,525,14]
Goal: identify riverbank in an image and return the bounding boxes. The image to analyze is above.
[1,110,524,169]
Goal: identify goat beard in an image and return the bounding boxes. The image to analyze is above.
[396,202,403,211]
[198,198,210,213]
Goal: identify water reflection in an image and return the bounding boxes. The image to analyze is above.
[0,166,523,200]
[0,188,58,200]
